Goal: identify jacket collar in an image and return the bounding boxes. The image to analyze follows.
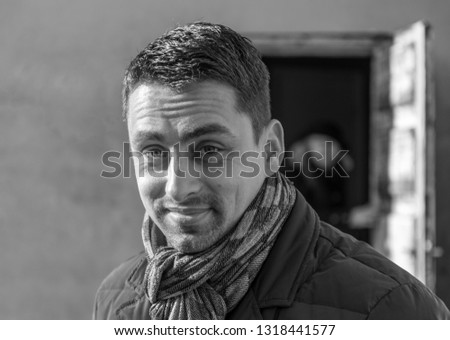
[121,189,320,319]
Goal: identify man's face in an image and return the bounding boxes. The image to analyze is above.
[127,81,270,253]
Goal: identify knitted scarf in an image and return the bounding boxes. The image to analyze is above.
[141,172,297,320]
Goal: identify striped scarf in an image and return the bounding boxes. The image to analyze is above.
[142,172,296,319]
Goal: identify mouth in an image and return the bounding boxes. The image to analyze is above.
[166,206,210,215]
[165,206,212,226]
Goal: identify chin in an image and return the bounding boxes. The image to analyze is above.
[172,241,206,254]
[170,234,218,254]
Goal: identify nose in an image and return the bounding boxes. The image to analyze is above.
[165,154,201,202]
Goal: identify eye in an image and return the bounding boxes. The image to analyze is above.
[143,147,168,160]
[200,145,220,155]
[196,144,225,168]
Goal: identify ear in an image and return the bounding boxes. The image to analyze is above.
[261,119,285,175]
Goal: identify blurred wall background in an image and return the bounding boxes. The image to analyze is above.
[1,0,449,319]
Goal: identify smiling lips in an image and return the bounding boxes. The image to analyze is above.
[166,206,210,214]
[165,206,211,225]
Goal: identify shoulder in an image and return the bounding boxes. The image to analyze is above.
[96,251,147,292]
[297,222,449,319]
[366,281,450,319]
[93,252,147,319]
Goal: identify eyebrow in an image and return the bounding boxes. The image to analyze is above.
[132,123,237,146]
[132,130,165,146]
[180,123,236,143]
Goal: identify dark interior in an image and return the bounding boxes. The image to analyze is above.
[263,56,371,242]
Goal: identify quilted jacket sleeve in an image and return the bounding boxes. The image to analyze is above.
[367,282,450,319]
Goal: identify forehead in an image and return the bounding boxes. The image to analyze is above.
[127,81,254,145]
[128,81,238,119]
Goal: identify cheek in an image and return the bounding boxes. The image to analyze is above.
[236,169,267,205]
[203,176,237,213]
[236,178,258,204]
[214,177,252,209]
[215,157,266,205]
[136,175,164,208]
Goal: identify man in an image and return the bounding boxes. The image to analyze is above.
[94,22,450,320]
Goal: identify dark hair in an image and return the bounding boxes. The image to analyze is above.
[122,22,271,140]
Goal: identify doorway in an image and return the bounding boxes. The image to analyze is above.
[264,56,371,243]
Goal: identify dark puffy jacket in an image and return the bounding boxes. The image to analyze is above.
[93,192,450,319]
